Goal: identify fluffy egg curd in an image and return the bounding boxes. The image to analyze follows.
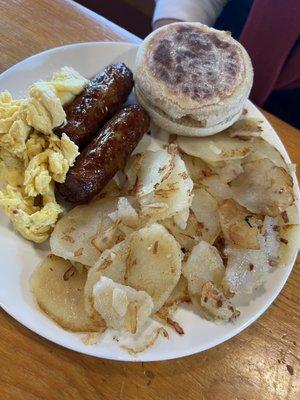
[0,67,89,242]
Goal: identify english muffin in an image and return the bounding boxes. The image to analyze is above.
[135,22,253,136]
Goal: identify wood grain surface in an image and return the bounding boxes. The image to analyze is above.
[0,1,299,399]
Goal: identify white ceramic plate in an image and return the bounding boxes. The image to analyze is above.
[0,42,299,362]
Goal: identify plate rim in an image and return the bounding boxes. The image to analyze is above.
[0,41,299,362]
[0,41,139,80]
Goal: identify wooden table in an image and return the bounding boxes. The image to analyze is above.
[0,1,299,399]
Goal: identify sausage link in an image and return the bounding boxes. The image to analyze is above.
[55,63,133,148]
[57,105,150,203]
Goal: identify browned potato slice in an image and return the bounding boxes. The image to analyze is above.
[182,242,239,321]
[125,224,182,313]
[178,132,253,164]
[108,196,140,231]
[212,160,243,183]
[280,205,299,225]
[277,224,300,267]
[85,241,130,322]
[222,213,300,294]
[123,153,142,190]
[230,159,294,216]
[183,241,225,295]
[86,224,182,319]
[256,216,300,268]
[50,196,119,267]
[191,188,221,244]
[136,150,174,196]
[180,153,212,186]
[226,118,263,139]
[31,254,104,332]
[162,209,203,251]
[159,275,190,310]
[92,276,153,334]
[139,153,193,223]
[244,137,287,169]
[200,281,240,321]
[201,175,233,203]
[222,242,270,294]
[218,199,262,249]
[261,216,280,266]
[123,150,174,196]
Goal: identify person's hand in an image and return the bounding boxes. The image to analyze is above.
[153,18,182,30]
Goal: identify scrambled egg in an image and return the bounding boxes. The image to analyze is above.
[0,67,88,242]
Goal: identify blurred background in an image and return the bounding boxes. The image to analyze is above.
[77,0,154,38]
[77,0,300,129]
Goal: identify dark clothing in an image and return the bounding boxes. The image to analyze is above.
[216,0,300,128]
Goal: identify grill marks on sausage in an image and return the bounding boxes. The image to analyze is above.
[55,63,133,149]
[57,105,150,204]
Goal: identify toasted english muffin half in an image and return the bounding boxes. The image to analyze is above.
[135,22,253,136]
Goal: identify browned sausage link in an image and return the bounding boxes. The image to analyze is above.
[55,63,133,148]
[57,105,150,204]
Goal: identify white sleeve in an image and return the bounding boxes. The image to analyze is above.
[153,0,229,28]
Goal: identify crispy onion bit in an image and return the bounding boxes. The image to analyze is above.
[201,281,240,321]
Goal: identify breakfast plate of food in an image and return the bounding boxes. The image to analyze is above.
[0,23,299,362]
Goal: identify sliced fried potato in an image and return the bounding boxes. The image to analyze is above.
[86,224,182,318]
[200,281,240,321]
[140,202,169,218]
[230,159,294,216]
[201,175,233,203]
[226,118,263,139]
[244,138,287,169]
[178,132,253,164]
[280,205,299,225]
[262,216,300,267]
[108,197,139,229]
[162,209,202,251]
[173,207,189,229]
[31,254,104,332]
[222,239,270,294]
[183,241,225,295]
[92,276,153,334]
[137,150,173,196]
[50,197,119,267]
[218,199,262,249]
[125,223,182,313]
[160,275,190,309]
[140,153,193,223]
[213,234,228,266]
[191,188,220,243]
[181,153,212,186]
[85,240,130,322]
[70,260,86,273]
[123,149,173,196]
[278,224,300,267]
[223,214,300,294]
[123,153,142,192]
[262,216,280,266]
[183,241,235,320]
[90,222,125,254]
[213,160,243,183]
